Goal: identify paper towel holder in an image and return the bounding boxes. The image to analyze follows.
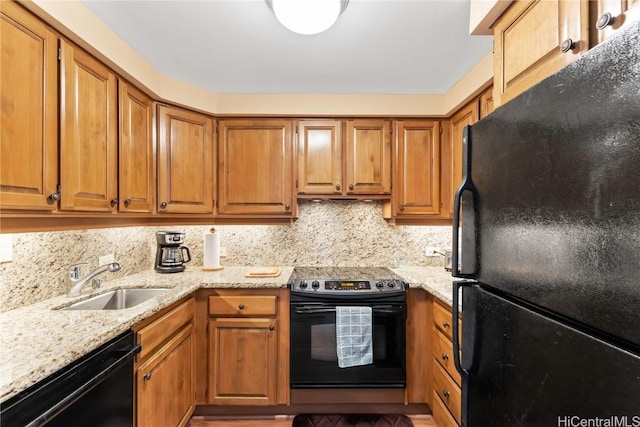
[202,228,224,271]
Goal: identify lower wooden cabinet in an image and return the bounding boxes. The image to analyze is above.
[431,300,462,426]
[135,298,195,427]
[197,289,289,406]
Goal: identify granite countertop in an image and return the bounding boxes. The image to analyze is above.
[0,265,457,402]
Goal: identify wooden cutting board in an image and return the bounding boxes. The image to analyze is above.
[245,267,281,278]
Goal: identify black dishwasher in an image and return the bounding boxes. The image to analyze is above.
[0,330,140,427]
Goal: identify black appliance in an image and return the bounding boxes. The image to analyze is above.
[155,231,191,273]
[289,267,407,389]
[0,331,140,427]
[452,20,640,426]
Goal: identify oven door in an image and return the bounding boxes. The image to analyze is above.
[290,302,406,388]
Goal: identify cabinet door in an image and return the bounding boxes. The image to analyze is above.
[218,119,294,215]
[493,0,588,107]
[137,325,195,427]
[118,80,154,213]
[208,318,277,405]
[590,0,640,46]
[297,120,342,195]
[393,120,441,216]
[450,100,479,218]
[479,86,494,120]
[157,105,214,214]
[60,41,118,212]
[0,2,58,211]
[345,119,391,195]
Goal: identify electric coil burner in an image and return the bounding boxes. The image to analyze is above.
[289,267,408,389]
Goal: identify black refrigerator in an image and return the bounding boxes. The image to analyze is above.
[451,19,640,427]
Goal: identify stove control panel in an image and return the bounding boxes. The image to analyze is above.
[290,278,406,293]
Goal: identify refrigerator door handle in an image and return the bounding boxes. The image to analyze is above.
[452,281,470,383]
[453,125,477,278]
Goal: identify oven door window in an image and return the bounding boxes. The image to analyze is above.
[290,304,406,388]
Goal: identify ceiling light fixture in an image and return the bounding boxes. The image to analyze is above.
[266,0,349,35]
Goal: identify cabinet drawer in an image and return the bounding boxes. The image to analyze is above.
[433,360,462,424]
[138,298,195,361]
[433,327,461,386]
[433,301,455,340]
[431,389,460,427]
[209,295,277,317]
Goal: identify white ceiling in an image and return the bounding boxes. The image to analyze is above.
[81,0,493,95]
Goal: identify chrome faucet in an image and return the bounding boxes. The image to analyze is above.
[67,262,122,297]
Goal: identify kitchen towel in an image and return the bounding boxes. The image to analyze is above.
[203,229,221,270]
[335,306,373,368]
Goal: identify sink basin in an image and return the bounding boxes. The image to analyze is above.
[59,288,170,310]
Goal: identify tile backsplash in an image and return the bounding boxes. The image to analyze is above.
[0,201,452,312]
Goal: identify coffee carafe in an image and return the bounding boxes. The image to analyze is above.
[155,231,191,273]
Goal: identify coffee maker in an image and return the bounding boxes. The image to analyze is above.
[155,231,191,273]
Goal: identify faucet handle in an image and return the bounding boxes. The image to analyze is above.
[69,262,89,280]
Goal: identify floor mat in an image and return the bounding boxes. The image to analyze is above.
[292,414,414,427]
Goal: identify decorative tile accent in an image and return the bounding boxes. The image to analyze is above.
[0,202,451,311]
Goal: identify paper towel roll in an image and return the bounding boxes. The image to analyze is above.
[204,232,221,268]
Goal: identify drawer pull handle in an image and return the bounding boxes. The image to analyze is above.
[560,38,576,53]
[596,12,616,30]
[441,353,449,361]
[110,197,118,207]
[348,184,354,191]
[160,202,168,209]
[124,198,132,207]
[143,372,152,381]
[238,304,245,310]
[442,321,450,328]
[443,389,450,398]
[269,325,275,331]
[48,192,61,202]
[336,184,341,191]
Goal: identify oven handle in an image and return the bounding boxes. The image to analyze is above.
[24,344,141,427]
[293,305,404,315]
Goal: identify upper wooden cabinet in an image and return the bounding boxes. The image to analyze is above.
[392,120,441,217]
[590,0,640,46]
[218,119,295,216]
[118,80,154,213]
[157,104,215,214]
[297,120,343,195]
[493,0,588,107]
[450,100,479,209]
[60,40,119,212]
[479,86,494,120]
[0,2,59,211]
[297,119,391,197]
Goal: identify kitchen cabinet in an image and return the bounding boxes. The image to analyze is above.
[297,119,391,197]
[479,86,494,119]
[60,40,119,212]
[449,100,479,217]
[157,104,215,214]
[135,298,195,427]
[218,119,295,216]
[590,0,640,46]
[492,0,588,107]
[118,80,155,213]
[201,289,289,406]
[0,1,59,211]
[431,300,462,427]
[392,120,441,217]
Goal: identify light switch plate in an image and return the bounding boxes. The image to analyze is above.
[99,253,115,266]
[0,235,13,263]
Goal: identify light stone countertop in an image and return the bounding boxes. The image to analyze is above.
[0,265,459,402]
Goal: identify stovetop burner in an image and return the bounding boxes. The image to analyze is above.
[289,267,406,294]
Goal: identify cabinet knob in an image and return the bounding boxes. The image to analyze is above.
[442,321,450,328]
[238,304,245,310]
[399,204,404,211]
[441,353,449,361]
[348,184,354,191]
[110,198,118,207]
[269,325,275,331]
[124,198,132,207]
[560,38,575,53]
[143,372,152,381]
[285,204,290,211]
[160,202,168,209]
[443,389,450,398]
[48,192,61,202]
[336,184,341,191]
[596,12,615,30]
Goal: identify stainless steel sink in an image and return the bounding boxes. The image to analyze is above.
[59,288,170,310]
